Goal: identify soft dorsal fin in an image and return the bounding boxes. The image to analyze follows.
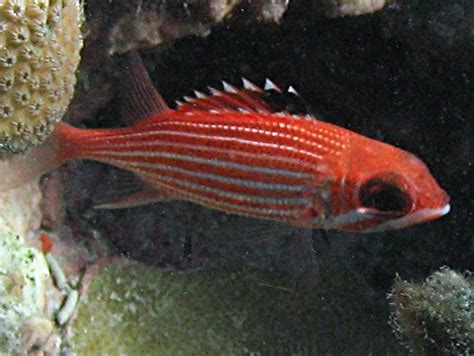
[175,78,309,116]
[119,51,169,125]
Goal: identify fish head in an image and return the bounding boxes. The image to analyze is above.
[333,136,450,232]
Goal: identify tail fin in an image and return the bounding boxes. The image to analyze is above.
[0,122,74,191]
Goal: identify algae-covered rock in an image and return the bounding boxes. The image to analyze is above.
[68,258,398,354]
[389,267,473,355]
[0,229,51,353]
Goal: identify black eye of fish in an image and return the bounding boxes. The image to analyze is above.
[359,180,412,215]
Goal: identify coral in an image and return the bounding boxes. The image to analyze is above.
[389,267,473,355]
[0,229,52,353]
[0,0,83,153]
[67,258,398,354]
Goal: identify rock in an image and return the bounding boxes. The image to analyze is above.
[67,258,399,353]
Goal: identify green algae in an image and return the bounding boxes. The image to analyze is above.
[68,259,399,354]
[0,230,50,353]
[390,267,473,355]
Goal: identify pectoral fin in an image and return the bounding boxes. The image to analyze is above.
[93,170,174,210]
[93,187,173,210]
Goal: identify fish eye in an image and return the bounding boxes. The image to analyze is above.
[359,179,412,215]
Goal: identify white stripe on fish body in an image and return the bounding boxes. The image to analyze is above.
[85,138,325,174]
[86,129,325,162]
[93,150,314,180]
[98,158,309,193]
[159,116,352,152]
[166,121,330,152]
[123,169,306,221]
[78,114,350,158]
[100,157,312,207]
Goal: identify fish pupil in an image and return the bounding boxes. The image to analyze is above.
[360,180,410,214]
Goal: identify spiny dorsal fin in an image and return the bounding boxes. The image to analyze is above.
[175,78,309,116]
[120,51,169,125]
[176,78,269,113]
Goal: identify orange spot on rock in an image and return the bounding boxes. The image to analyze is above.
[40,233,53,254]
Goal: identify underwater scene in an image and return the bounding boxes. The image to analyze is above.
[0,0,472,354]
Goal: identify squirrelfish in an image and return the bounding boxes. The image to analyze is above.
[1,53,450,232]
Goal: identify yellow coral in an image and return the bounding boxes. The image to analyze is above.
[0,0,83,153]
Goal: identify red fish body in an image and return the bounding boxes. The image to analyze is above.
[2,54,450,232]
[58,109,351,227]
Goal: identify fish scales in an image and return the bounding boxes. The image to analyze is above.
[92,157,308,193]
[61,111,345,223]
[129,166,306,221]
[80,113,350,155]
[91,157,314,221]
[87,138,320,175]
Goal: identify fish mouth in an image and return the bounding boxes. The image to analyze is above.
[363,203,451,233]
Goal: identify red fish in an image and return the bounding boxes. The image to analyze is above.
[2,53,450,232]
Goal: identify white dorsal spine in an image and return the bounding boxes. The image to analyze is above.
[222,81,238,93]
[264,78,281,92]
[242,78,261,91]
[194,90,207,99]
[175,78,312,117]
[287,85,299,96]
[208,86,222,96]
